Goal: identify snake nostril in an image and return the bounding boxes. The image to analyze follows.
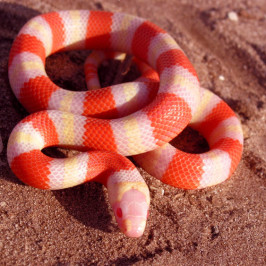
[116,207,123,218]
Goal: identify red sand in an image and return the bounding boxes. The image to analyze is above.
[0,0,265,264]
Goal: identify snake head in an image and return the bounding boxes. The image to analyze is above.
[112,188,149,238]
[106,168,150,238]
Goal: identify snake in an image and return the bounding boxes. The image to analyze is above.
[7,10,243,238]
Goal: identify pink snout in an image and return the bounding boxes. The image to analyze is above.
[113,189,149,238]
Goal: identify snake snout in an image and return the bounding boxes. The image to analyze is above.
[113,189,149,238]
[122,216,147,238]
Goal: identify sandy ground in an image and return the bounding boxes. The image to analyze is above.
[0,0,265,265]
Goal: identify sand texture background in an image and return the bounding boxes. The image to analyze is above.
[0,0,265,265]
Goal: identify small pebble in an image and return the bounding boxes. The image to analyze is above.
[173,193,183,200]
[228,11,239,22]
[0,201,7,207]
[219,75,225,81]
[149,186,157,191]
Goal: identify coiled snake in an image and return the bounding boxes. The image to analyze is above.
[7,11,243,237]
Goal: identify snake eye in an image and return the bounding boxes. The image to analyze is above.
[116,207,123,218]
